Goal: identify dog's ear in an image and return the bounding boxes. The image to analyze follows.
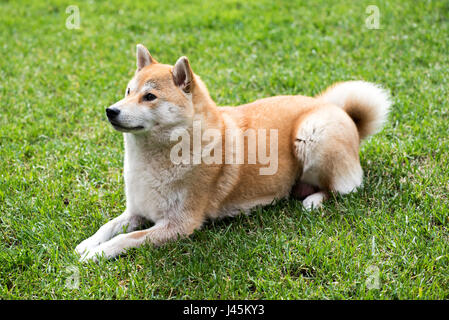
[136,44,156,71]
[172,56,194,93]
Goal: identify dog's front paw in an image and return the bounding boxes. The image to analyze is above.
[79,247,104,263]
[75,237,101,256]
[78,235,126,263]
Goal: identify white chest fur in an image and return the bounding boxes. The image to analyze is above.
[123,134,192,223]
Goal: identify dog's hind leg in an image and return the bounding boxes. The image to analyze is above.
[75,212,145,257]
[293,106,363,210]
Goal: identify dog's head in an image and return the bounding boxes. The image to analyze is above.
[106,44,201,137]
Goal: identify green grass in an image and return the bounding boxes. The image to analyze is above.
[1,0,449,299]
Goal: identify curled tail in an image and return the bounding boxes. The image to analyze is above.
[319,81,391,140]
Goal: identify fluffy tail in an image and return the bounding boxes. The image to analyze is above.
[319,81,391,140]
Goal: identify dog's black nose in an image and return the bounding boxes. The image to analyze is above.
[106,107,120,119]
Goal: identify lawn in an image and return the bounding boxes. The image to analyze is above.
[1,0,448,299]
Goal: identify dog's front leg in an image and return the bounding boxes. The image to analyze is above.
[80,217,202,262]
[75,212,145,257]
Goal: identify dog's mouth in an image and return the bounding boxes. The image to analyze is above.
[109,120,144,132]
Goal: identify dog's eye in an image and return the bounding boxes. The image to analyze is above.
[142,93,157,102]
[126,88,130,96]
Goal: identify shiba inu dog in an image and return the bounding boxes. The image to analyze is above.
[76,44,391,261]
